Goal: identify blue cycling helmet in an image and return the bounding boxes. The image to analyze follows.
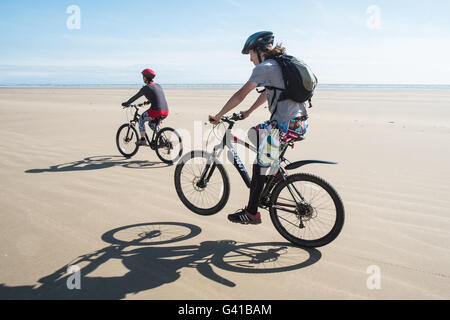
[242,31,274,54]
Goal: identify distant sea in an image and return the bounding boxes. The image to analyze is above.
[1,84,450,91]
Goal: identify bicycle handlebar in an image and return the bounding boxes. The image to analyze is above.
[209,113,244,125]
[123,101,150,109]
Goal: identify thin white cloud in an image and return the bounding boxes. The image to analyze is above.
[314,0,326,12]
[227,0,242,8]
[294,36,450,84]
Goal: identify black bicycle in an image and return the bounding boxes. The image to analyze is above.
[174,113,345,248]
[116,102,183,164]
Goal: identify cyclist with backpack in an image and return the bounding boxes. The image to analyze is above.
[209,31,317,225]
[122,69,169,146]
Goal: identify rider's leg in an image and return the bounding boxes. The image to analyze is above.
[246,163,266,214]
[138,111,150,139]
[136,111,151,146]
[228,163,265,225]
[247,127,258,149]
[148,118,160,132]
[246,123,268,215]
[228,123,272,225]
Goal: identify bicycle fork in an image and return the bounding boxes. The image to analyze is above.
[197,155,218,188]
[125,123,136,142]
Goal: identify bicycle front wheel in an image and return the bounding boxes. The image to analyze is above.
[116,124,139,158]
[174,151,230,216]
[270,173,345,248]
[155,127,183,165]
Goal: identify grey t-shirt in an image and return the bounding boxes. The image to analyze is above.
[248,59,307,123]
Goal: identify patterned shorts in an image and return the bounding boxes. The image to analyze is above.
[253,118,308,169]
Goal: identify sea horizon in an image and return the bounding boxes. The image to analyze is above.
[1,83,450,91]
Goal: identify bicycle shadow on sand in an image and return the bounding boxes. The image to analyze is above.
[25,155,169,174]
[0,222,321,300]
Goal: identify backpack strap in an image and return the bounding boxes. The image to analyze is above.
[265,86,284,121]
[267,55,290,120]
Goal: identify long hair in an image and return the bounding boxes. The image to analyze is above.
[261,43,286,59]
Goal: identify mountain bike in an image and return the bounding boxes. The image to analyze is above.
[116,102,183,164]
[174,113,345,248]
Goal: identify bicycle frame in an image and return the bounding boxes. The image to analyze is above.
[127,105,159,145]
[201,119,289,205]
[209,120,254,188]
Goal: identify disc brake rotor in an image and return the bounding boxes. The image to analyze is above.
[192,177,206,192]
[298,203,316,222]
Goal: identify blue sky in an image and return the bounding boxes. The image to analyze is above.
[0,0,449,85]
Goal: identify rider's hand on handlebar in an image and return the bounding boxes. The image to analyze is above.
[121,102,129,107]
[240,110,250,120]
[209,114,221,125]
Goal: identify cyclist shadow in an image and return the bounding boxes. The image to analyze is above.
[25,155,169,174]
[0,222,322,300]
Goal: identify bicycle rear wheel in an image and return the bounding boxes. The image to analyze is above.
[116,124,139,158]
[211,241,320,274]
[269,173,345,248]
[174,151,230,216]
[155,127,183,165]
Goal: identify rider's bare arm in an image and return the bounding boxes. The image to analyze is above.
[242,92,267,119]
[211,81,258,123]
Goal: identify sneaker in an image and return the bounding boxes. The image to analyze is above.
[136,138,148,146]
[228,209,261,225]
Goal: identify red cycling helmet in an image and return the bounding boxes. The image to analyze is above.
[142,69,156,78]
